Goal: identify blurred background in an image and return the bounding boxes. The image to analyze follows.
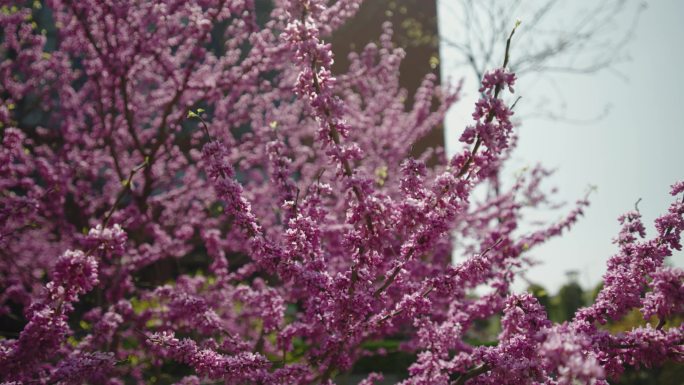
[439,0,684,296]
[331,0,684,383]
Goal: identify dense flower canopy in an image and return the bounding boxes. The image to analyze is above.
[0,0,682,384]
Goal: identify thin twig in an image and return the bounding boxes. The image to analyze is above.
[102,159,149,228]
[456,21,520,179]
[452,364,490,385]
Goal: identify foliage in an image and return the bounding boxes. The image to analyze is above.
[0,0,682,384]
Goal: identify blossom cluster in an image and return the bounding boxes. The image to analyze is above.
[1,1,682,384]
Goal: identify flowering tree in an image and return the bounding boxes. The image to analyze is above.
[1,1,682,384]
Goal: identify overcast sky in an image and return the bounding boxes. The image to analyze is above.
[438,0,684,292]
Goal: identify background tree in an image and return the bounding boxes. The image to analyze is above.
[555,270,585,321]
[440,0,645,120]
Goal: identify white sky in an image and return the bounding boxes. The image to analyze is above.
[438,0,684,293]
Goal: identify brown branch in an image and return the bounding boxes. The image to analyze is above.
[102,159,148,228]
[119,76,145,155]
[452,364,490,385]
[373,262,403,298]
